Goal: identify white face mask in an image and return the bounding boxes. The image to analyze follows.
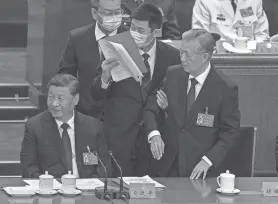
[99,14,122,32]
[130,30,150,48]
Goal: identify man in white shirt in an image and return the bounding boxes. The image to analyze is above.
[146,29,240,178]
[192,0,269,42]
[59,0,128,119]
[21,74,109,178]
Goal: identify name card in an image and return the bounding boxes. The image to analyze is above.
[129,183,156,199]
[262,182,278,196]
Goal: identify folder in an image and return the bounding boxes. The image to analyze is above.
[98,31,147,82]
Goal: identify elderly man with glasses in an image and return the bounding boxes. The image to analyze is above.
[146,29,240,179]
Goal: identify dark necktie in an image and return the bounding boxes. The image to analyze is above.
[61,123,73,171]
[141,53,151,101]
[186,78,198,115]
[231,0,237,13]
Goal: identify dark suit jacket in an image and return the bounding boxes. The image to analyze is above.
[58,23,127,119]
[147,65,240,177]
[20,111,110,178]
[121,0,181,40]
[92,40,180,176]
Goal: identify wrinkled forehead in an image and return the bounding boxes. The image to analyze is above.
[180,39,202,54]
[99,0,121,10]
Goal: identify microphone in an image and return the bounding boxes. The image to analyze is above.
[93,150,114,201]
[108,151,130,200]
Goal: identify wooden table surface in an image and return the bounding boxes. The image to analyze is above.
[2,177,278,204]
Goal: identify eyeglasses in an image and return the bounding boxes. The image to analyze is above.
[97,8,124,17]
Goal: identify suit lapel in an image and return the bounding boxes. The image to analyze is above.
[43,111,68,171]
[149,41,165,91]
[219,0,235,19]
[74,112,84,178]
[168,66,189,129]
[87,23,101,68]
[185,67,218,125]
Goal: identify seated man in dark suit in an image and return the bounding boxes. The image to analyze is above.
[146,29,240,179]
[58,0,128,119]
[121,0,181,40]
[92,3,180,176]
[20,74,109,178]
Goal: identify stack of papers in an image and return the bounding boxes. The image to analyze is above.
[121,175,165,190]
[76,179,104,190]
[3,186,36,196]
[23,179,62,189]
[98,31,147,83]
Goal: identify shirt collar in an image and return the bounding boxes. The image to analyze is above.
[139,40,157,57]
[189,63,211,86]
[55,111,75,130]
[95,23,118,41]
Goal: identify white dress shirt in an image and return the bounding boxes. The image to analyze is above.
[149,63,213,166]
[187,63,211,99]
[138,40,157,78]
[55,112,79,178]
[187,64,212,167]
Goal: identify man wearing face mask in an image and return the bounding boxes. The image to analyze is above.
[121,0,181,40]
[58,0,127,119]
[91,3,180,176]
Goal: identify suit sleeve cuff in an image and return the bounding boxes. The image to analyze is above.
[202,156,213,167]
[148,130,161,143]
[101,77,110,89]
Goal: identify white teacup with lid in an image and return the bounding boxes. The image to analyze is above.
[61,171,76,193]
[233,37,249,50]
[39,171,54,193]
[217,170,235,192]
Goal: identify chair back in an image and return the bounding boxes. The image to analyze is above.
[209,126,257,177]
[0,161,21,176]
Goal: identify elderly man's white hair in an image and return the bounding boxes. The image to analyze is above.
[90,0,118,7]
[182,29,216,55]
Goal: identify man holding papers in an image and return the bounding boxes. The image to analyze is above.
[92,3,180,176]
[20,74,110,178]
[58,0,128,119]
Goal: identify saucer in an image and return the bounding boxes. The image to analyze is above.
[35,189,57,196]
[58,189,82,196]
[216,188,240,195]
[222,42,252,54]
[3,187,35,197]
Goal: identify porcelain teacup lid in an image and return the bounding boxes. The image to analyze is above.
[220,170,235,178]
[62,171,76,179]
[39,171,54,179]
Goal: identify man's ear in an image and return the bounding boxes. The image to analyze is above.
[73,93,79,106]
[91,8,98,19]
[153,28,162,38]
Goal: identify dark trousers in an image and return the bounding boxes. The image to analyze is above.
[167,156,179,177]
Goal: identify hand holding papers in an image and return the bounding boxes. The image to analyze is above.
[99,31,147,83]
